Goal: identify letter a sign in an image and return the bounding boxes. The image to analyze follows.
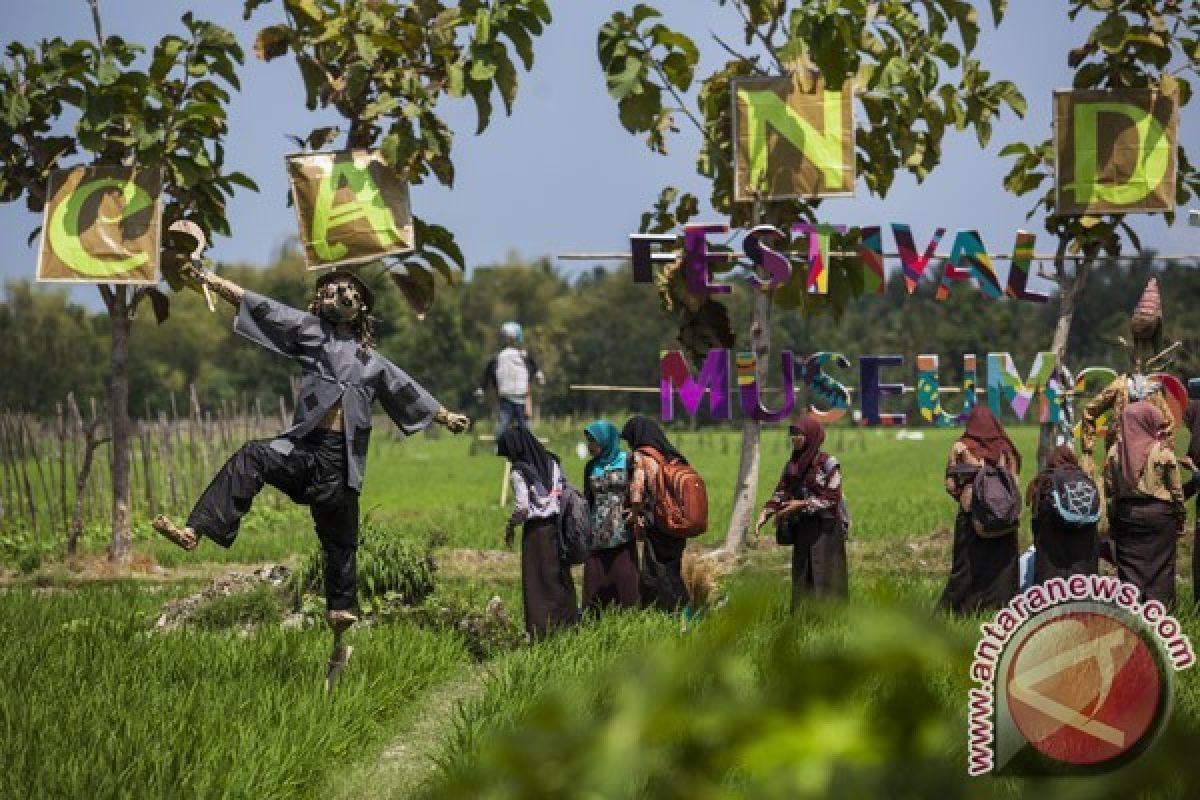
[36,166,162,284]
[287,150,415,269]
[732,75,855,202]
[1054,89,1178,215]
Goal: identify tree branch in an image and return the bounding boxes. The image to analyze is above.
[709,32,769,75]
[729,0,786,74]
[86,0,105,48]
[631,29,708,142]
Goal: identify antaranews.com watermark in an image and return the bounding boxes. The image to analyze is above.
[967,575,1194,777]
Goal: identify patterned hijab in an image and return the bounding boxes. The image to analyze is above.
[787,415,827,480]
[584,420,627,477]
[961,405,1021,473]
[1118,401,1166,488]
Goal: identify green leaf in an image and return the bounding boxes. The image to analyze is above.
[96,58,120,85]
[284,0,324,25]
[465,77,493,134]
[254,25,290,62]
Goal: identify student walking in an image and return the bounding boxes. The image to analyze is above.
[1025,445,1099,583]
[621,416,690,612]
[581,420,639,613]
[497,427,578,640]
[1104,401,1186,610]
[755,415,848,605]
[937,406,1022,615]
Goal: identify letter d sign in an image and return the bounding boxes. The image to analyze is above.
[1054,89,1178,215]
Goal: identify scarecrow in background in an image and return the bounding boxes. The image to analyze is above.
[153,260,469,686]
[1081,277,1178,480]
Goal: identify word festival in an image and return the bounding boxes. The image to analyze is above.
[631,220,1050,302]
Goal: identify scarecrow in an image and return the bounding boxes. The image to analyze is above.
[153,257,469,687]
[1081,277,1178,480]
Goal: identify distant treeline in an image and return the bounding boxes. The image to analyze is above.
[2,244,1198,419]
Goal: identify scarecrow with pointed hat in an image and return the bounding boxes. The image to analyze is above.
[153,261,469,685]
[1081,277,1178,480]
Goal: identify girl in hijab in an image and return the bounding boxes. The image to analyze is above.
[620,415,690,612]
[1104,401,1186,609]
[755,415,848,605]
[497,428,577,640]
[1025,444,1098,583]
[937,405,1022,615]
[581,420,639,613]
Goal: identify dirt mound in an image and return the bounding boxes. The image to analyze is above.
[156,564,295,631]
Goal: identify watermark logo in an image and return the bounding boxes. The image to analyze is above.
[967,575,1194,776]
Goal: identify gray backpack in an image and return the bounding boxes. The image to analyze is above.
[557,482,591,565]
[969,463,1021,538]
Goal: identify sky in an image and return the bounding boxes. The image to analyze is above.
[2,1,1198,310]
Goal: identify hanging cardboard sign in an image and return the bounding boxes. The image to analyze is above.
[1054,88,1178,215]
[732,75,855,202]
[287,150,415,269]
[36,166,162,284]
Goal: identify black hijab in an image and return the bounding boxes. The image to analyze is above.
[496,428,558,489]
[620,415,686,464]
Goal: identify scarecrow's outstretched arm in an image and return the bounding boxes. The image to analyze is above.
[180,261,243,307]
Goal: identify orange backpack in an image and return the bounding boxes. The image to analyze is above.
[638,447,708,538]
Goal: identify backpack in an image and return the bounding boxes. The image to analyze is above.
[556,481,592,565]
[638,447,708,539]
[495,347,530,398]
[1048,468,1101,527]
[968,463,1021,538]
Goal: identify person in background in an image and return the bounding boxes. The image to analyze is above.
[1025,445,1099,583]
[497,427,577,640]
[937,406,1022,615]
[621,416,690,612]
[1182,400,1200,606]
[581,420,639,614]
[476,321,544,432]
[1104,401,1186,610]
[755,415,849,605]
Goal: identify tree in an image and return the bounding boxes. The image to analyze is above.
[243,0,552,310]
[596,0,1026,553]
[0,2,255,561]
[1000,0,1200,467]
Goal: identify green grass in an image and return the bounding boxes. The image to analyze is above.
[0,585,469,799]
[8,422,1200,797]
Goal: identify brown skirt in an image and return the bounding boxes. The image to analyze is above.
[936,511,1018,616]
[1112,500,1178,611]
[520,516,578,640]
[785,514,848,606]
[583,539,640,614]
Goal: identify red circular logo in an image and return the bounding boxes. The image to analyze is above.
[1005,610,1164,766]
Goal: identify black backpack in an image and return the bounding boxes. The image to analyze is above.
[969,463,1021,538]
[1047,468,1101,527]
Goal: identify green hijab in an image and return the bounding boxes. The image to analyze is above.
[585,420,627,477]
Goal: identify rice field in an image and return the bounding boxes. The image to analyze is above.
[4,422,1200,797]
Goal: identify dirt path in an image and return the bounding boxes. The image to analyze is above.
[332,665,489,799]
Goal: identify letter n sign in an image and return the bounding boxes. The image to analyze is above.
[1054,89,1178,215]
[732,75,855,202]
[287,150,415,269]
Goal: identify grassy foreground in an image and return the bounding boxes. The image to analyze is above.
[5,424,1200,797]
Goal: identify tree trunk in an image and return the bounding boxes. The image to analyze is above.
[105,286,134,564]
[724,278,772,552]
[1036,239,1092,469]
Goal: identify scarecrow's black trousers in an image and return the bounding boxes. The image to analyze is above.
[187,430,359,611]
